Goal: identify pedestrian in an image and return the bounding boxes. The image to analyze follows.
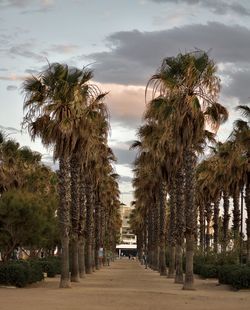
[142,252,147,269]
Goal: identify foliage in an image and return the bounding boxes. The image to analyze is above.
[194,252,240,279]
[29,256,61,277]
[0,190,59,261]
[218,265,250,290]
[0,260,44,287]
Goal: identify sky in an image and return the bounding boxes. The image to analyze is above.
[0,0,250,205]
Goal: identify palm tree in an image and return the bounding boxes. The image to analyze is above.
[231,105,250,262]
[174,168,185,283]
[146,51,228,289]
[22,63,97,288]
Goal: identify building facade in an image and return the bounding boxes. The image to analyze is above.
[116,204,137,257]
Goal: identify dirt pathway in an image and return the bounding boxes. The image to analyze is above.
[0,259,249,310]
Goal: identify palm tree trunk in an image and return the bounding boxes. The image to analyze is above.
[175,168,185,284]
[100,201,106,266]
[70,154,80,282]
[94,190,101,270]
[147,207,153,268]
[205,202,212,252]
[78,237,85,278]
[213,194,220,254]
[58,157,71,288]
[199,202,205,253]
[183,149,196,290]
[85,175,94,274]
[153,196,160,271]
[159,182,167,276]
[232,190,240,243]
[222,190,230,252]
[78,172,86,278]
[167,181,176,278]
[137,230,143,262]
[246,176,250,263]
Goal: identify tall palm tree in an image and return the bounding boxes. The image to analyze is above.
[22,63,97,288]
[231,105,250,262]
[146,51,228,289]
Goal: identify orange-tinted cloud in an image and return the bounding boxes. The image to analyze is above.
[97,82,147,128]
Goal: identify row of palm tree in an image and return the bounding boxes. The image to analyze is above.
[22,63,121,288]
[196,105,250,259]
[129,50,245,290]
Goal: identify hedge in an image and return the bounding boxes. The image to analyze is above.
[0,260,44,287]
[218,265,250,290]
[194,263,218,278]
[36,256,61,277]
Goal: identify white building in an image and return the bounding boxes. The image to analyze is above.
[116,204,137,257]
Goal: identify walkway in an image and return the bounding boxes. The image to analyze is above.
[0,259,249,310]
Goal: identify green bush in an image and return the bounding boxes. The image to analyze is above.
[195,263,218,278]
[218,265,250,290]
[27,260,45,282]
[0,260,44,287]
[28,256,61,278]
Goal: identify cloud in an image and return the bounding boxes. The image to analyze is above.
[87,22,250,109]
[87,22,250,86]
[223,68,250,104]
[25,68,40,75]
[6,85,18,91]
[119,175,133,183]
[0,0,54,9]
[112,142,136,166]
[0,74,27,81]
[45,44,80,54]
[0,0,33,7]
[149,0,250,16]
[9,43,45,62]
[101,83,145,128]
[0,124,20,133]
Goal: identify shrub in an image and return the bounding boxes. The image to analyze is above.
[218,265,250,290]
[197,264,218,278]
[28,256,61,278]
[0,260,44,287]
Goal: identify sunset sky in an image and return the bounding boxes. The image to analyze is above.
[0,0,250,204]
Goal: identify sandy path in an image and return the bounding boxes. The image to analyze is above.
[0,259,249,310]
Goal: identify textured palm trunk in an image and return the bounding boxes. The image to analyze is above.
[78,236,85,278]
[232,190,240,242]
[159,182,167,276]
[70,154,80,282]
[246,176,250,263]
[213,194,220,254]
[151,204,157,270]
[100,201,106,266]
[183,149,196,290]
[94,191,101,270]
[175,168,185,284]
[92,247,96,272]
[85,175,94,274]
[147,207,153,268]
[205,202,212,252]
[167,181,176,278]
[153,197,160,271]
[199,202,205,252]
[137,230,143,262]
[78,172,86,278]
[222,190,230,252]
[58,157,71,288]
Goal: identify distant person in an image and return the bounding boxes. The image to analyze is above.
[142,252,147,269]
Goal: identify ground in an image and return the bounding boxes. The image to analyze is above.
[0,259,249,310]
